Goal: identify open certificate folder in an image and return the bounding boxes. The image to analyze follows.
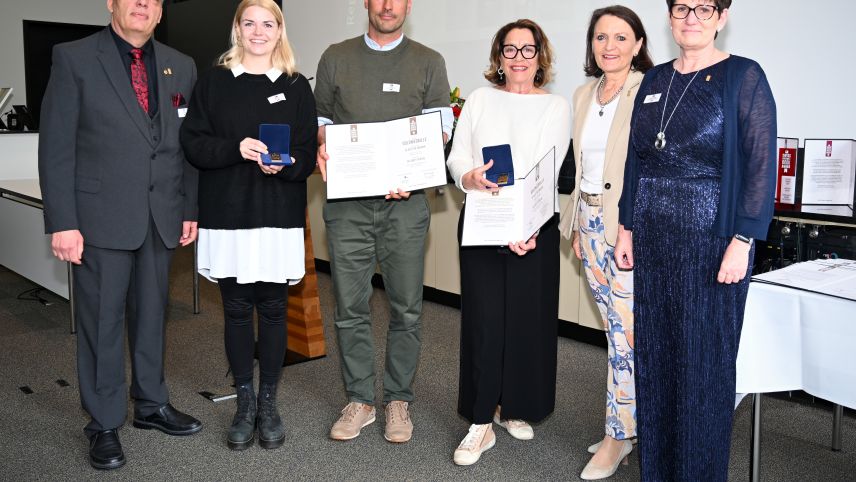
[325,111,447,199]
[752,258,856,301]
[461,147,556,246]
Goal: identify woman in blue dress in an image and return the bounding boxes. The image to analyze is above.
[615,1,776,480]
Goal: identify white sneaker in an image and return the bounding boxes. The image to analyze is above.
[453,424,495,466]
[492,414,534,440]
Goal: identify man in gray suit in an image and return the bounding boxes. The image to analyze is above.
[38,0,200,470]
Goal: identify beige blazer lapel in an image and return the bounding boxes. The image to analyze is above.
[572,79,597,169]
[603,70,644,172]
[558,78,599,240]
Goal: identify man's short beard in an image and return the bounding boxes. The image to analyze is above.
[369,14,406,35]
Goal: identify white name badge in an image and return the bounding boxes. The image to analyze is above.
[382,83,401,93]
[268,93,286,104]
[644,93,662,104]
[177,107,187,118]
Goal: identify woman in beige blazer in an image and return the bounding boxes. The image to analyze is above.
[557,5,652,480]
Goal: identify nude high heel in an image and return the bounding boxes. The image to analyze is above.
[587,437,637,454]
[580,439,633,480]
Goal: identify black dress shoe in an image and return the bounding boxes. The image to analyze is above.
[133,403,203,436]
[89,429,125,470]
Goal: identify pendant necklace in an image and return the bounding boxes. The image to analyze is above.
[596,75,623,117]
[655,66,701,150]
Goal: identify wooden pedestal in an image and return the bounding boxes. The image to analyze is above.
[286,210,326,359]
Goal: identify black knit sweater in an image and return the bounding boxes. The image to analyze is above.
[180,67,318,229]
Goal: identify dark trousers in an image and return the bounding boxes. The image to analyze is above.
[74,219,173,436]
[457,212,560,424]
[323,194,430,404]
[218,278,288,386]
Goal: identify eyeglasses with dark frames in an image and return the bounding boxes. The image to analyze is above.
[501,44,538,60]
[670,3,719,21]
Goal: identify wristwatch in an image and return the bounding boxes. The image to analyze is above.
[733,233,754,245]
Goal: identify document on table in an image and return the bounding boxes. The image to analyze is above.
[461,147,556,246]
[752,258,856,301]
[325,111,447,199]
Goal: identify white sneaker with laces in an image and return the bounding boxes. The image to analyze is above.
[492,414,534,440]
[453,424,495,466]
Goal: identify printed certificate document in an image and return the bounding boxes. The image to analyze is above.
[461,147,556,246]
[325,111,447,199]
[801,139,856,208]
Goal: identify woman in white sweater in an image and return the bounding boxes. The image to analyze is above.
[446,19,571,466]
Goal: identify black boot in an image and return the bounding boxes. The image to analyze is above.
[257,382,285,449]
[227,382,256,450]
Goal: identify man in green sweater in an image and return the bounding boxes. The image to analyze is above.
[314,0,451,443]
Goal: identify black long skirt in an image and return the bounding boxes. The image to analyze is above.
[457,211,560,424]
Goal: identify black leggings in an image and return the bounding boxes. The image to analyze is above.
[218,278,288,385]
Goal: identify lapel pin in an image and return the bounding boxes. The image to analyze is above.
[705,74,711,82]
[163,68,173,76]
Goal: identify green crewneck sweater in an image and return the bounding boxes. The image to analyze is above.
[314,35,450,124]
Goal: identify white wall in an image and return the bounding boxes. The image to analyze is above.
[2,1,851,140]
[283,0,856,141]
[0,0,108,108]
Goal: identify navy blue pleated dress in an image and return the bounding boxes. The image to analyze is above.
[630,59,753,481]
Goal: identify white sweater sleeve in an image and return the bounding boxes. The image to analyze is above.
[543,97,572,180]
[445,89,479,193]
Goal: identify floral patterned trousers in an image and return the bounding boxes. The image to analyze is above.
[579,198,637,440]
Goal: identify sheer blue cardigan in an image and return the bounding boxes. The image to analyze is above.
[618,55,777,240]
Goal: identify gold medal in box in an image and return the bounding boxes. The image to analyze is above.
[259,124,292,165]
[482,144,515,186]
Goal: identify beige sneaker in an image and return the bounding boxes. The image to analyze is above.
[383,401,413,443]
[492,414,534,440]
[329,402,376,440]
[453,424,496,466]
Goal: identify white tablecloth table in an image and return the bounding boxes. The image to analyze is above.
[736,281,856,481]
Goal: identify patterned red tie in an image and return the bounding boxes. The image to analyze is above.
[130,48,149,114]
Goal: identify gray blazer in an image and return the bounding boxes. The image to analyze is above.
[39,27,197,250]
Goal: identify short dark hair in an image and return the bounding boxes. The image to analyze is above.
[484,19,554,87]
[665,0,731,10]
[665,1,730,39]
[584,5,654,78]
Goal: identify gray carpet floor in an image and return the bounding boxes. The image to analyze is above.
[0,246,853,481]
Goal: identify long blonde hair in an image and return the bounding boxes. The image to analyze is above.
[217,0,296,76]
